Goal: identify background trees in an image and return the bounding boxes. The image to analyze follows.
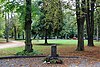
[0,15,5,37]
[0,0,25,41]
[94,7,100,41]
[0,0,100,52]
[38,0,63,44]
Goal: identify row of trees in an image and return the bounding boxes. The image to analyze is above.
[0,0,100,52]
[76,0,100,51]
[0,0,25,42]
[24,0,100,52]
[0,0,99,40]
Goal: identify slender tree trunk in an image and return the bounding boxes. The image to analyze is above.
[86,0,91,46]
[96,22,99,41]
[22,31,25,40]
[11,11,17,40]
[24,0,33,52]
[5,12,9,42]
[90,0,95,46]
[99,25,100,39]
[11,32,13,38]
[45,29,48,44]
[14,26,17,40]
[18,33,20,39]
[11,12,14,39]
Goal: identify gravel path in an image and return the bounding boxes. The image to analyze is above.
[0,57,100,67]
[0,41,25,49]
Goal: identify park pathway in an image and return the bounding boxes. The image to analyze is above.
[0,57,100,67]
[0,41,25,49]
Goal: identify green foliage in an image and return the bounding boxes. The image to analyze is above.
[40,0,63,32]
[60,10,76,37]
[0,0,25,38]
[0,1,19,13]
[96,0,100,2]
[0,0,6,3]
[16,50,42,56]
[0,14,5,37]
[31,0,77,38]
[94,7,100,37]
[95,8,100,24]
[32,0,64,38]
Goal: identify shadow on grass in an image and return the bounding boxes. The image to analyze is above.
[34,43,64,46]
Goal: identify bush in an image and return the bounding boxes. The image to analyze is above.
[16,50,43,56]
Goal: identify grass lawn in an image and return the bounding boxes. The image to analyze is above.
[0,39,100,60]
[0,38,6,42]
[32,39,100,46]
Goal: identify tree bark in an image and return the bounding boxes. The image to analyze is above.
[22,31,25,40]
[90,0,95,46]
[86,0,95,46]
[76,19,85,51]
[18,33,20,39]
[76,0,85,51]
[5,12,9,42]
[24,0,33,52]
[11,32,13,38]
[14,26,17,40]
[96,23,99,41]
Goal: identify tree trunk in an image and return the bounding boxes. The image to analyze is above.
[22,31,25,40]
[14,26,17,40]
[11,32,13,38]
[86,0,95,46]
[76,20,84,51]
[96,23,99,41]
[24,0,33,52]
[90,0,95,46]
[11,13,13,38]
[5,12,9,42]
[76,0,85,51]
[45,29,48,44]
[99,22,100,39]
[18,33,20,39]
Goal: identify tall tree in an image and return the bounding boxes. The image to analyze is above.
[5,0,10,42]
[39,0,63,44]
[0,13,5,37]
[24,0,33,52]
[5,12,9,42]
[86,0,96,46]
[95,7,100,41]
[76,0,86,51]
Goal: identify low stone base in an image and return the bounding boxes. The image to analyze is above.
[43,56,63,64]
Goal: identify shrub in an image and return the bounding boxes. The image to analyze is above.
[16,50,42,56]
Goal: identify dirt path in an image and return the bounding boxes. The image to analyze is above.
[0,41,25,49]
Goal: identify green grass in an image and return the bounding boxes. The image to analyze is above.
[0,46,50,57]
[32,39,100,46]
[32,39,78,45]
[0,39,100,57]
[0,47,24,57]
[0,38,6,42]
